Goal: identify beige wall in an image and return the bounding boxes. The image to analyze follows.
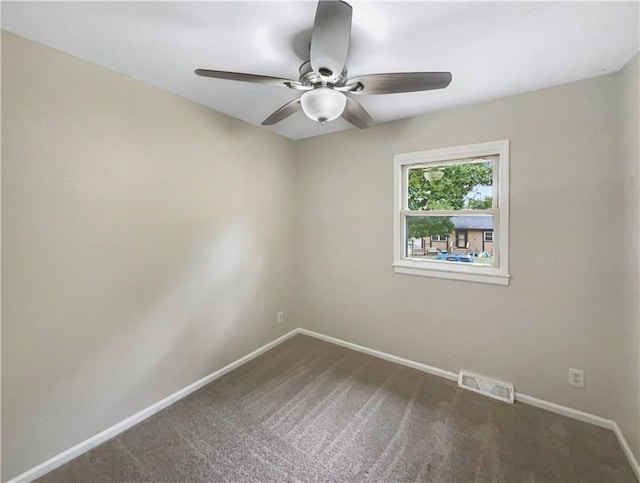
[1,31,296,480]
[618,53,640,459]
[293,57,639,459]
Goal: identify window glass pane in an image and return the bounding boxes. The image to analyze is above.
[406,215,495,264]
[407,160,494,211]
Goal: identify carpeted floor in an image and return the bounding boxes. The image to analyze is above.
[38,334,636,482]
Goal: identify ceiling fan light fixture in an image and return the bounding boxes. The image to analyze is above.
[195,1,452,130]
[300,87,347,124]
[425,170,444,181]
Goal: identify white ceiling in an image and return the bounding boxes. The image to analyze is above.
[2,1,639,140]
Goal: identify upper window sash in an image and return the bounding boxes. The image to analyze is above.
[402,155,499,212]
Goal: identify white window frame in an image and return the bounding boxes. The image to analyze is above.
[393,140,510,286]
[483,231,494,242]
[430,234,448,242]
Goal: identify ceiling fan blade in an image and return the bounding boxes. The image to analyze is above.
[310,0,352,77]
[261,98,302,126]
[342,97,374,129]
[195,69,297,88]
[348,72,453,95]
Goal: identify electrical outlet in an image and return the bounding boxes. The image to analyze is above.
[277,312,284,324]
[569,368,584,388]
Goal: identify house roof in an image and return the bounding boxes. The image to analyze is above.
[452,216,493,230]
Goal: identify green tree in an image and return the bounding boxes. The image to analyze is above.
[408,163,492,211]
[407,216,455,240]
[467,196,492,209]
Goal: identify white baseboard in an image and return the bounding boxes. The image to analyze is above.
[612,421,640,482]
[7,329,300,483]
[9,326,640,482]
[297,328,458,382]
[514,394,640,480]
[513,393,613,428]
[298,328,640,481]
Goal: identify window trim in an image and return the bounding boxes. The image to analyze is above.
[430,234,448,242]
[483,231,494,242]
[393,140,510,286]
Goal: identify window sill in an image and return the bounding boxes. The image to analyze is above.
[392,261,510,286]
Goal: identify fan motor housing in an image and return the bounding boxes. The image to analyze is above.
[298,60,347,87]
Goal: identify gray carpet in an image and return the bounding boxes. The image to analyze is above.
[38,334,636,482]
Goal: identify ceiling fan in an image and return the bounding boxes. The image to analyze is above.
[195,0,452,129]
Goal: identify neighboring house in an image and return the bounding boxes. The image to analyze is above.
[410,216,494,256]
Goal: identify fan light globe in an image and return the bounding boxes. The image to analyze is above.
[424,170,445,181]
[300,87,347,124]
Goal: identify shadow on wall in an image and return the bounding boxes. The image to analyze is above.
[46,223,263,433]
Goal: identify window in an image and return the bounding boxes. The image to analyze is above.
[393,140,510,285]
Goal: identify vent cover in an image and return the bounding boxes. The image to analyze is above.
[458,370,514,404]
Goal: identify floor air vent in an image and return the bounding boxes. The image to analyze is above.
[458,370,514,404]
